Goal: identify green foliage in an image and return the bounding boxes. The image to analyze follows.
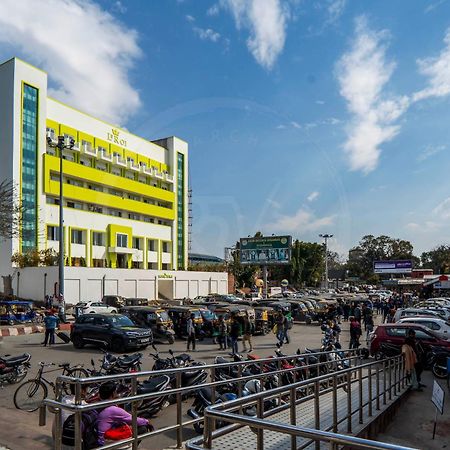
[290,240,325,287]
[11,248,58,268]
[421,245,450,274]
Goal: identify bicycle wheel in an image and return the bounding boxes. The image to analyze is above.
[14,380,48,412]
[67,367,89,378]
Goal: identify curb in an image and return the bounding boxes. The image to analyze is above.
[0,321,71,338]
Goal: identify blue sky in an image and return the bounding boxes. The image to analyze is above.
[1,0,450,259]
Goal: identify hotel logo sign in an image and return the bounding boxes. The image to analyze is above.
[107,128,127,147]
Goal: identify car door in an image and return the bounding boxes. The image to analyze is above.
[92,316,110,346]
[77,315,96,343]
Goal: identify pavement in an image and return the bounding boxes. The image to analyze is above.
[0,322,71,338]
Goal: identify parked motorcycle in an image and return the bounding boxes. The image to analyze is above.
[90,350,143,375]
[427,346,450,379]
[0,353,31,386]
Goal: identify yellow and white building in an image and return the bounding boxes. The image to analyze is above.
[0,57,227,303]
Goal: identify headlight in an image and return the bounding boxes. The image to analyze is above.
[126,331,139,336]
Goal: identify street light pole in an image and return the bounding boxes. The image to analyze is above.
[47,134,75,322]
[319,233,333,289]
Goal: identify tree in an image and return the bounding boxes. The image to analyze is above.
[0,180,24,242]
[11,248,59,268]
[290,240,325,287]
[347,234,417,281]
[421,245,450,274]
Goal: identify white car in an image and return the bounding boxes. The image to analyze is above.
[397,316,450,338]
[393,308,443,322]
[74,301,117,316]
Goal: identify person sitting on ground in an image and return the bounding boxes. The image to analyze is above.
[97,381,152,446]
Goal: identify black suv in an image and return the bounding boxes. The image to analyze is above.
[70,313,153,352]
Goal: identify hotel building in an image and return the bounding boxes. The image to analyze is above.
[0,57,227,303]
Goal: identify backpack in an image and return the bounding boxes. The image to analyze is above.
[62,410,99,450]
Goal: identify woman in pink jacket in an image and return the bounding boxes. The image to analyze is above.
[97,382,151,446]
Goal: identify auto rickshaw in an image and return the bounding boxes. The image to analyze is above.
[199,308,219,338]
[0,300,36,325]
[164,305,204,338]
[119,306,174,344]
[285,299,312,324]
[124,297,149,306]
[252,305,270,334]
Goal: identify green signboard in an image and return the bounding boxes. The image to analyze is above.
[240,236,292,265]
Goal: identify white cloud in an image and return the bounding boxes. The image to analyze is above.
[267,208,335,233]
[316,100,325,105]
[290,120,301,129]
[112,0,126,13]
[207,4,220,16]
[336,16,409,173]
[276,124,286,129]
[307,191,319,202]
[326,0,347,25]
[267,198,281,209]
[0,0,141,125]
[186,14,195,22]
[424,0,447,13]
[223,0,289,69]
[433,197,450,219]
[417,144,446,162]
[413,28,450,102]
[193,27,221,42]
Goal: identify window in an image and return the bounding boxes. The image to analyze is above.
[78,316,95,325]
[67,201,82,209]
[67,178,83,187]
[92,232,105,246]
[148,239,156,251]
[128,213,140,221]
[47,225,60,241]
[88,184,102,192]
[385,328,406,337]
[117,233,128,248]
[110,209,122,217]
[132,237,141,249]
[88,205,103,214]
[92,259,105,267]
[71,229,84,244]
[162,242,170,253]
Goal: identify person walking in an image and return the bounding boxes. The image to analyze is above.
[275,312,286,347]
[186,313,196,351]
[349,316,361,349]
[43,311,59,347]
[242,316,253,352]
[343,302,350,321]
[365,313,374,343]
[402,337,421,391]
[229,314,242,355]
[353,304,362,325]
[283,312,291,344]
[218,316,229,350]
[407,329,426,388]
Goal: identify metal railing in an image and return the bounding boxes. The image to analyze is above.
[186,354,412,450]
[40,348,364,450]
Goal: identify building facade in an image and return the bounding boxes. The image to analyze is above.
[0,58,226,303]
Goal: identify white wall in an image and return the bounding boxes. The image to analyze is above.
[14,267,227,304]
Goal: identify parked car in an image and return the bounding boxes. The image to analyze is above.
[393,308,444,323]
[70,313,152,352]
[369,323,450,356]
[397,316,450,338]
[102,295,127,308]
[73,301,117,317]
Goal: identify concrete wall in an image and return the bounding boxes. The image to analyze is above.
[11,267,227,305]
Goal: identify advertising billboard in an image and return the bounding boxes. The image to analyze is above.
[240,236,292,265]
[373,260,413,274]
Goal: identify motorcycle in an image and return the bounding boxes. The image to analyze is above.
[0,353,31,386]
[150,346,207,401]
[90,350,143,375]
[427,346,450,379]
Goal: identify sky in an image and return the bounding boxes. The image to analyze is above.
[1,0,450,259]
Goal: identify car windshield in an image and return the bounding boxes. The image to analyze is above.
[158,311,170,322]
[107,315,135,327]
[201,310,216,320]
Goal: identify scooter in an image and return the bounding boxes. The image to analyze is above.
[0,353,31,386]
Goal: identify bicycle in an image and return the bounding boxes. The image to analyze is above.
[13,361,88,412]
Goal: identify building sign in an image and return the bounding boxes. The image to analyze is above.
[107,128,127,147]
[373,260,412,274]
[158,273,173,279]
[240,236,292,265]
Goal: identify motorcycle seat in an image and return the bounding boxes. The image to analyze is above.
[304,348,320,354]
[215,357,229,364]
[3,354,30,366]
[140,375,170,392]
[176,353,192,362]
[117,353,142,367]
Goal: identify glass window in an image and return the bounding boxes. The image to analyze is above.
[107,315,134,327]
[117,233,128,247]
[47,226,60,241]
[71,229,84,244]
[385,327,407,337]
[92,232,104,246]
[132,237,141,249]
[148,239,156,251]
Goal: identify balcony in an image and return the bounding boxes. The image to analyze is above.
[147,250,158,263]
[82,143,97,157]
[162,252,171,264]
[165,173,174,183]
[155,171,164,180]
[98,149,112,162]
[127,160,140,172]
[113,154,127,167]
[141,165,154,176]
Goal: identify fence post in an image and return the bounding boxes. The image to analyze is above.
[383,360,387,405]
[393,357,398,397]
[332,374,338,432]
[210,367,216,433]
[368,366,373,417]
[346,370,352,433]
[53,378,63,450]
[74,382,82,450]
[314,380,320,450]
[388,359,392,401]
[257,395,264,450]
[131,376,138,450]
[204,412,212,449]
[290,386,297,450]
[358,366,363,424]
[376,365,380,411]
[176,371,183,448]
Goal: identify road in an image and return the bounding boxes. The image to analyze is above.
[0,319,362,450]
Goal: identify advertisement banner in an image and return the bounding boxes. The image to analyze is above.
[240,236,292,265]
[373,260,413,274]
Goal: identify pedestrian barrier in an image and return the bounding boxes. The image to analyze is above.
[39,349,380,450]
[186,354,414,450]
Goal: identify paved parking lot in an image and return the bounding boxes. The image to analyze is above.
[0,320,362,449]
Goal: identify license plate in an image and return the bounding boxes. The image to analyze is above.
[139,338,150,344]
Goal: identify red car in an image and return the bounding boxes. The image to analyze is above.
[370,323,450,356]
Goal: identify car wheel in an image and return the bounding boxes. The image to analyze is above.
[72,335,84,349]
[167,335,175,345]
[111,337,125,353]
[110,310,117,314]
